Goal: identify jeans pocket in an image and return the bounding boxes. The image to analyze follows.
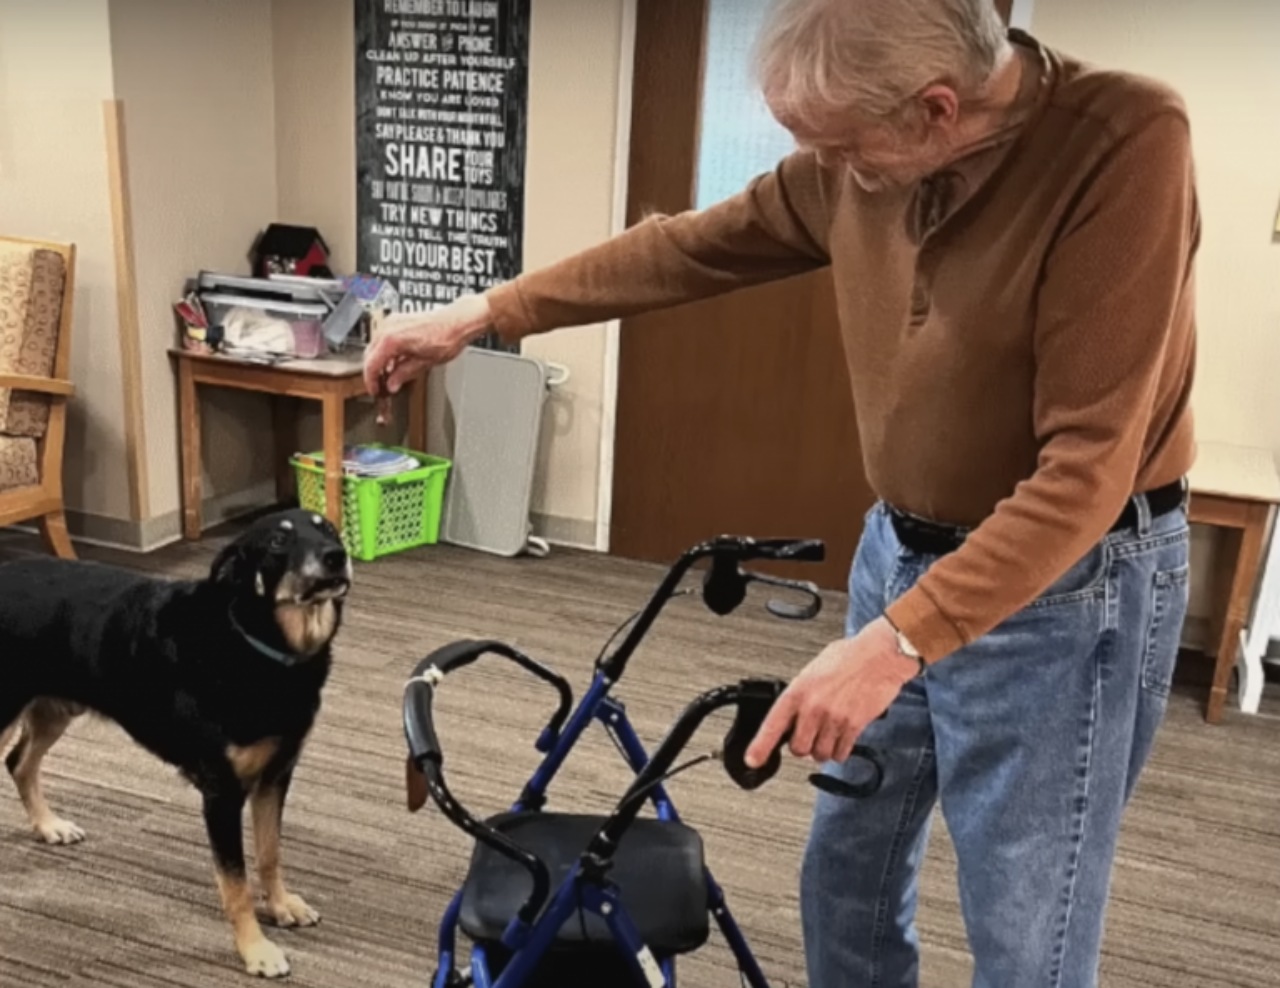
[1141,563,1191,696]
[1029,539,1111,609]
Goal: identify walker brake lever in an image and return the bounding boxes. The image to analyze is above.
[702,559,822,621]
[744,571,822,621]
[720,679,884,799]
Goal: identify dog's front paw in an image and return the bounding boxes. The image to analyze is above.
[242,937,291,978]
[264,893,320,929]
[34,816,85,845]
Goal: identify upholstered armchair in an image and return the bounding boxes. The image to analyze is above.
[0,237,77,558]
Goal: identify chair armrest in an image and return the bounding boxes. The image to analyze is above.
[0,373,74,398]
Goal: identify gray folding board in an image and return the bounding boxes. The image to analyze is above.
[440,346,550,557]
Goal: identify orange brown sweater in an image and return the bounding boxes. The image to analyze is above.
[484,30,1199,663]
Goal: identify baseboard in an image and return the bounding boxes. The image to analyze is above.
[10,494,590,556]
[9,481,279,553]
[530,511,597,551]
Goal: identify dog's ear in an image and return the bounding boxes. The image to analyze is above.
[210,541,247,586]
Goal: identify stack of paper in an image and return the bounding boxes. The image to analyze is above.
[342,445,419,477]
[298,445,420,478]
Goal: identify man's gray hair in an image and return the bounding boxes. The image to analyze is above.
[755,0,1010,125]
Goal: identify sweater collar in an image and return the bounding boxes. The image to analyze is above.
[910,29,1056,241]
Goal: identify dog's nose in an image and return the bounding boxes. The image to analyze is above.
[323,547,348,572]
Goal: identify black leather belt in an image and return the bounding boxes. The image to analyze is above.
[888,478,1188,557]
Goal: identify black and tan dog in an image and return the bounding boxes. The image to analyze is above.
[0,507,352,978]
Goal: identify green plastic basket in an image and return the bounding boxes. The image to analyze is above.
[290,445,452,562]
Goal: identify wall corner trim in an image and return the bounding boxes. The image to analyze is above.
[102,98,151,522]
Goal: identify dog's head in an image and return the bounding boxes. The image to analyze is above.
[211,508,353,658]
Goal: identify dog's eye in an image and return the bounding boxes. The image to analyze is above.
[268,531,289,551]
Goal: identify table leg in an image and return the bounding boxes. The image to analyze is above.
[321,391,345,531]
[272,395,298,506]
[1207,504,1269,723]
[179,358,203,540]
[407,373,427,453]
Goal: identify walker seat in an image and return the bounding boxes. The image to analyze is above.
[403,535,885,988]
[459,812,710,955]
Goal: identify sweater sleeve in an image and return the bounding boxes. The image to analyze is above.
[484,150,833,342]
[884,110,1199,662]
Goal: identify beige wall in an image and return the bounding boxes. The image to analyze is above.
[1031,0,1280,624]
[271,0,629,547]
[0,0,131,521]
[1,0,627,545]
[271,0,386,459]
[110,0,281,521]
[520,0,626,546]
[272,0,357,275]
[1032,0,1280,449]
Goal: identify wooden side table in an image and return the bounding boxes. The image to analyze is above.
[1187,441,1280,724]
[172,349,426,540]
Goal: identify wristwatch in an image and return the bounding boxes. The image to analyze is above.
[885,617,927,678]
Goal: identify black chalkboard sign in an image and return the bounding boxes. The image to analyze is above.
[355,0,530,351]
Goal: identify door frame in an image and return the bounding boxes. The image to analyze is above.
[596,0,640,552]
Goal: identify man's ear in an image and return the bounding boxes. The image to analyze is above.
[917,84,960,129]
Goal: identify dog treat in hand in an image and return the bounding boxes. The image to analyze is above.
[375,368,392,426]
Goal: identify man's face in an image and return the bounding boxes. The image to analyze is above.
[769,92,959,192]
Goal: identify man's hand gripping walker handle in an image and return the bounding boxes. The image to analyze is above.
[724,679,884,799]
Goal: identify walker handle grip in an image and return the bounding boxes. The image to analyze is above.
[402,659,554,926]
[583,677,880,867]
[428,639,493,675]
[404,677,443,766]
[738,537,826,563]
[409,639,575,741]
[720,679,884,799]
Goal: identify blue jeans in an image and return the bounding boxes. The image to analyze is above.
[801,498,1190,988]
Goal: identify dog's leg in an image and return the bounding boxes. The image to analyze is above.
[6,700,85,845]
[252,769,319,929]
[0,693,31,758]
[205,789,291,979]
[0,720,15,764]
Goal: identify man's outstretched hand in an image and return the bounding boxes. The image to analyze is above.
[745,617,920,769]
[362,294,495,412]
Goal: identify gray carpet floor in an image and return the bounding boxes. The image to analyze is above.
[0,522,1277,987]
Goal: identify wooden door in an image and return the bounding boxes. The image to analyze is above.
[609,0,869,590]
[610,0,1015,589]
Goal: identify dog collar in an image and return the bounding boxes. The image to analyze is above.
[228,605,303,667]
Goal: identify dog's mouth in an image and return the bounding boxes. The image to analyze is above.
[293,575,350,604]
[275,573,351,606]
[270,551,354,607]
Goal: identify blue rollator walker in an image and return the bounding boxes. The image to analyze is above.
[403,536,885,988]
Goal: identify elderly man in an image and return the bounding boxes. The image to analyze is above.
[365,1,1198,984]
